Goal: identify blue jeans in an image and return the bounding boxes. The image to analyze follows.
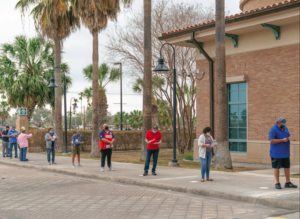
[20,148,27,161]
[200,151,213,179]
[9,143,18,158]
[47,146,55,163]
[144,149,159,173]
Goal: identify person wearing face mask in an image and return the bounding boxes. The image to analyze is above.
[269,117,297,189]
[143,125,162,176]
[71,130,84,167]
[8,126,18,159]
[2,126,10,157]
[99,124,115,172]
[45,128,58,165]
[17,127,32,161]
[198,127,217,182]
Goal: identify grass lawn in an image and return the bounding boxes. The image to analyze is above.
[290,174,300,178]
[48,148,259,172]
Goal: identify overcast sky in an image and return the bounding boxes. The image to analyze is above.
[1,0,241,116]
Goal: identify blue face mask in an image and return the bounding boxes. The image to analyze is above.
[152,130,157,134]
[50,131,54,134]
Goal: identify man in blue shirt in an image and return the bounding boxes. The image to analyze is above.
[71,130,84,167]
[269,117,297,189]
[8,126,18,158]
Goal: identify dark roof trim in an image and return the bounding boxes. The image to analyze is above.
[158,1,300,41]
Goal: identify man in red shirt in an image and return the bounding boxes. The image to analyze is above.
[99,124,115,172]
[143,125,162,176]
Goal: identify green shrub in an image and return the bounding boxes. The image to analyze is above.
[184,155,193,161]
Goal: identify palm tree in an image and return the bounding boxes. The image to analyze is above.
[83,87,93,108]
[214,0,232,169]
[114,112,129,129]
[74,0,132,157]
[78,92,84,113]
[83,63,121,128]
[15,0,80,151]
[157,99,171,130]
[0,35,72,122]
[0,101,10,125]
[129,110,143,129]
[141,0,152,161]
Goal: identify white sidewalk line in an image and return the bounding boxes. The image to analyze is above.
[147,175,199,181]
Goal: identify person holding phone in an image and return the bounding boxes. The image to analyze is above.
[45,128,58,165]
[143,125,162,176]
[71,130,84,167]
[99,124,115,172]
[269,117,297,189]
[198,127,217,182]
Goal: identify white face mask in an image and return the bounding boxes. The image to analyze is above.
[206,132,210,136]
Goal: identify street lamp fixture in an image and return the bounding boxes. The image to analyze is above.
[188,70,205,80]
[153,43,179,167]
[47,67,69,155]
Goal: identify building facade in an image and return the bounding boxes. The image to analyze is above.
[159,0,300,165]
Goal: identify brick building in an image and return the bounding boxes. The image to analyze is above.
[159,0,300,165]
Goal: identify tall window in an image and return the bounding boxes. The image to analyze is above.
[228,83,247,153]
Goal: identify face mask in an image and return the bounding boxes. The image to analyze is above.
[206,132,210,136]
[152,130,157,134]
[50,131,54,134]
[280,125,285,129]
[105,126,109,130]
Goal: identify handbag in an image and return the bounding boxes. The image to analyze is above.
[54,142,59,152]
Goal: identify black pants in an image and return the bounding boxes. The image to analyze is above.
[101,149,112,168]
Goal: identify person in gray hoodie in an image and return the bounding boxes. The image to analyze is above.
[45,128,58,165]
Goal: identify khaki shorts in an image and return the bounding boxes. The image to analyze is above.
[72,146,80,155]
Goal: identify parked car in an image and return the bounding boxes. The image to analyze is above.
[0,126,5,139]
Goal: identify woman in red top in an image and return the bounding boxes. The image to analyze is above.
[143,125,162,176]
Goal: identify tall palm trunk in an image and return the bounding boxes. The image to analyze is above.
[54,38,63,152]
[91,31,100,158]
[98,88,108,128]
[140,0,152,161]
[214,0,232,169]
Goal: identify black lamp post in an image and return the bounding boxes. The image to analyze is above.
[47,67,69,155]
[153,43,179,166]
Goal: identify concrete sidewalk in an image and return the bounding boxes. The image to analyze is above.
[0,153,299,211]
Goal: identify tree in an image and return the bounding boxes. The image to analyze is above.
[129,110,143,129]
[83,87,93,108]
[74,0,132,157]
[16,0,80,152]
[157,99,171,129]
[83,63,121,129]
[113,112,129,128]
[214,0,232,169]
[78,92,84,113]
[31,108,53,127]
[0,101,10,125]
[0,35,71,122]
[105,0,214,155]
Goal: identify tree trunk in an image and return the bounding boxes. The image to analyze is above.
[151,96,158,126]
[91,31,100,158]
[140,0,152,161]
[98,88,108,128]
[54,38,63,152]
[51,107,55,129]
[214,0,232,169]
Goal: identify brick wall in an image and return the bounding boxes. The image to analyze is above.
[196,44,300,142]
[241,0,282,11]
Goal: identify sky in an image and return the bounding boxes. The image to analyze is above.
[0,0,241,116]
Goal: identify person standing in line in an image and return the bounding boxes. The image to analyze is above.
[17,127,32,161]
[8,126,18,159]
[143,125,162,176]
[198,127,217,182]
[2,126,10,157]
[99,124,115,172]
[71,130,84,167]
[269,117,297,189]
[45,128,58,165]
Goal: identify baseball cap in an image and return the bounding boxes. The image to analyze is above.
[21,127,25,130]
[277,117,288,125]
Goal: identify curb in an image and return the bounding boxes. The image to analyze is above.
[0,160,298,211]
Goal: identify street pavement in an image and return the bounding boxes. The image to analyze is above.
[0,165,297,219]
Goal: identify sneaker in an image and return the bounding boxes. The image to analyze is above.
[152,172,157,176]
[108,167,114,171]
[275,183,281,189]
[15,156,18,158]
[101,167,105,172]
[24,159,29,162]
[71,164,76,168]
[284,182,298,188]
[78,164,83,167]
[143,172,148,176]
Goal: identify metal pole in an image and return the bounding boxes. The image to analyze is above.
[172,61,177,163]
[120,63,123,131]
[64,71,69,154]
[69,97,74,130]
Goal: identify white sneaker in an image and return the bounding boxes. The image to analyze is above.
[71,164,76,168]
[101,167,105,172]
[78,164,83,167]
[108,167,114,171]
